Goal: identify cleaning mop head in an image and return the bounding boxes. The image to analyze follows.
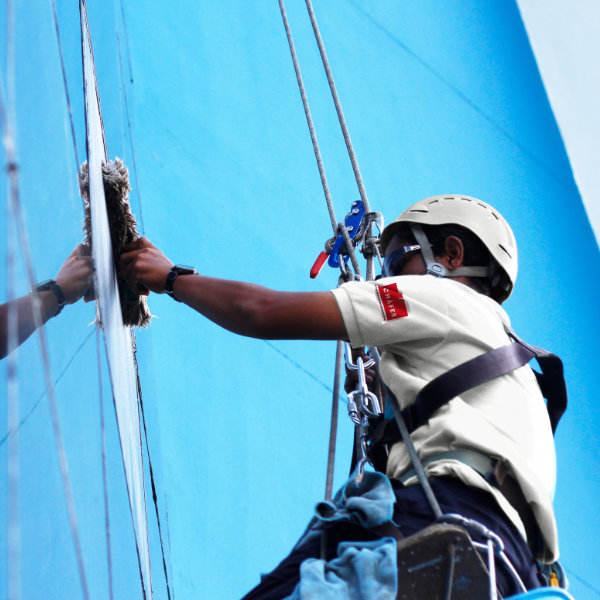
[79,158,151,327]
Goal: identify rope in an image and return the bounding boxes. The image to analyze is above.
[304,0,371,214]
[2,13,21,593]
[50,0,81,172]
[324,341,344,501]
[116,0,134,84]
[4,80,21,600]
[278,0,337,233]
[135,339,174,600]
[383,383,442,519]
[0,329,95,447]
[115,29,145,234]
[0,32,91,600]
[279,0,378,501]
[98,328,115,600]
[338,221,362,277]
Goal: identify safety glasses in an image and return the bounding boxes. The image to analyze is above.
[382,244,421,277]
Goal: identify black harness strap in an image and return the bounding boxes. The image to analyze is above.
[372,326,567,448]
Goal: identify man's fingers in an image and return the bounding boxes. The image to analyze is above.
[122,237,150,252]
[120,248,145,265]
[120,261,149,296]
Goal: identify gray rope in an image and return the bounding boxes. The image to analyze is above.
[280,0,374,500]
[50,0,81,172]
[280,0,371,281]
[115,30,145,235]
[98,328,115,600]
[325,340,344,501]
[384,383,443,519]
[0,47,91,600]
[278,0,337,234]
[4,68,20,600]
[304,0,371,214]
[338,222,362,278]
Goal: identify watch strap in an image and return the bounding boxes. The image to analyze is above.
[33,279,66,316]
[164,265,197,301]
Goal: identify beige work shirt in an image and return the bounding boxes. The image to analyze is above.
[331,274,558,562]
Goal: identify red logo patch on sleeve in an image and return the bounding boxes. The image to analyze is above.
[376,283,409,321]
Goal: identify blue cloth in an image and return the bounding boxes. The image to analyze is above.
[241,477,544,600]
[315,470,396,529]
[284,538,397,600]
[283,471,398,600]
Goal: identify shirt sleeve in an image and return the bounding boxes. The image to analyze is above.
[330,275,451,352]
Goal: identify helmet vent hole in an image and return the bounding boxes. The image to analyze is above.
[410,209,428,213]
[498,244,512,258]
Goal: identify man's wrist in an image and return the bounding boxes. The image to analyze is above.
[163,265,197,301]
[32,279,67,317]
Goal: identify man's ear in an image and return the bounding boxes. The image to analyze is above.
[442,236,465,270]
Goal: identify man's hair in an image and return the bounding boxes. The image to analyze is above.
[390,223,495,296]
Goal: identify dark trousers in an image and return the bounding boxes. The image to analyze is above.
[241,477,544,600]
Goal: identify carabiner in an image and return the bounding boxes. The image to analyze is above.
[344,342,375,372]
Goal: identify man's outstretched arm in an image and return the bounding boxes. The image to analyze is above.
[121,238,347,341]
[0,245,94,359]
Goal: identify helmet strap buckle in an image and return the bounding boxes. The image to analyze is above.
[427,263,447,278]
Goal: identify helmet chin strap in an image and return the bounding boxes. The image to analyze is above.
[410,224,489,279]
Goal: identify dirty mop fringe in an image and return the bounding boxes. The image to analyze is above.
[79,158,152,327]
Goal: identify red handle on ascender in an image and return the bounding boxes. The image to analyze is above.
[310,251,329,279]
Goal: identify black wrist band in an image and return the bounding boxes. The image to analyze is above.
[164,265,197,302]
[164,269,182,302]
[32,279,67,316]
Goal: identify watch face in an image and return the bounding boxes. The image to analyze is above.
[35,279,54,292]
[174,264,197,275]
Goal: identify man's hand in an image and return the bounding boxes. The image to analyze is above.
[120,237,174,295]
[121,237,347,340]
[55,244,94,304]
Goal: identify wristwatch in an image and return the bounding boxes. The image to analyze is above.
[32,279,67,316]
[164,265,197,301]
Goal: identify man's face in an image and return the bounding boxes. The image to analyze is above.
[384,234,427,276]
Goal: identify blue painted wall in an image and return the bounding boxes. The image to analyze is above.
[1,1,598,599]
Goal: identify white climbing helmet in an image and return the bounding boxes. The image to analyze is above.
[380,195,518,301]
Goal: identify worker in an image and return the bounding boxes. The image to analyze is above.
[121,195,560,598]
[0,244,94,359]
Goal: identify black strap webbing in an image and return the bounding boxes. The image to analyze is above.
[374,326,567,443]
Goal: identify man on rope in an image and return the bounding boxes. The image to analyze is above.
[0,245,94,359]
[121,195,562,598]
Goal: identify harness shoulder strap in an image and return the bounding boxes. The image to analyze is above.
[375,326,567,443]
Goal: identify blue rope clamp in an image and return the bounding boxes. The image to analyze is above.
[311,200,366,278]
